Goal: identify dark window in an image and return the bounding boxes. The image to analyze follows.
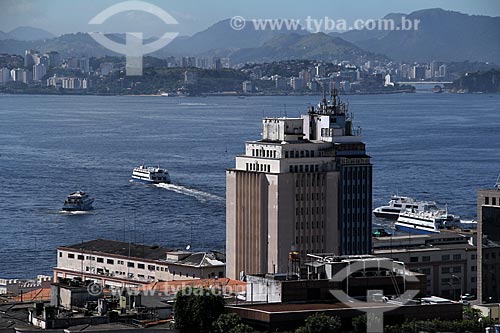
[494,197,497,206]
[138,263,145,269]
[97,257,104,263]
[410,257,418,262]
[422,256,430,262]
[68,253,75,259]
[485,197,490,205]
[77,255,84,260]
[107,259,114,264]
[127,262,134,268]
[59,252,62,258]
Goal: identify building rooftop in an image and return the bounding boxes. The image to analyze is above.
[139,278,246,295]
[59,239,225,266]
[59,239,173,261]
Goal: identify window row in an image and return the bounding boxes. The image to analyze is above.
[246,163,270,172]
[284,150,316,159]
[295,174,325,187]
[290,164,319,173]
[296,207,325,216]
[296,220,325,230]
[296,192,325,201]
[251,148,277,158]
[295,235,325,244]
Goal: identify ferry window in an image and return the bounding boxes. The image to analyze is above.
[148,265,155,270]
[138,263,145,269]
[441,255,450,261]
[68,253,75,259]
[311,151,315,157]
[97,257,104,263]
[273,151,276,158]
[410,257,418,262]
[422,256,430,262]
[127,262,134,268]
[107,259,114,264]
[77,255,84,260]
[290,166,293,172]
[493,197,497,206]
[453,254,461,260]
[485,197,490,205]
[285,151,289,158]
[59,252,62,258]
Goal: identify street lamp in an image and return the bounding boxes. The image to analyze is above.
[451,275,462,301]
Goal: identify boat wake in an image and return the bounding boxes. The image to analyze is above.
[155,183,224,203]
[58,210,93,215]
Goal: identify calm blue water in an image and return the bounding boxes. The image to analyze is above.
[0,92,499,278]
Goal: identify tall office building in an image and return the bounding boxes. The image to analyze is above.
[226,91,372,279]
[477,181,500,303]
[33,64,47,81]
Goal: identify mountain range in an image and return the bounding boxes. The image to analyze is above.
[0,26,55,41]
[341,8,500,63]
[0,9,499,64]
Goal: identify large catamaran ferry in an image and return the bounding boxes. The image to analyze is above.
[131,165,171,184]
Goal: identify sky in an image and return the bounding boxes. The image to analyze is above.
[0,0,499,37]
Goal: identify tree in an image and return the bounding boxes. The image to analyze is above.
[295,313,341,333]
[213,313,242,333]
[173,287,225,333]
[352,315,367,333]
[213,313,254,333]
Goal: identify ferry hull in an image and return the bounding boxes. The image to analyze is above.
[62,201,94,211]
[395,223,439,235]
[131,176,170,184]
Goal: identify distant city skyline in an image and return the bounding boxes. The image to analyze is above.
[0,0,499,37]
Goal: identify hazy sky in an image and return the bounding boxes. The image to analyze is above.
[1,0,499,37]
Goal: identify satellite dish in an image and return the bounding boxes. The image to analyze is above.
[185,245,191,251]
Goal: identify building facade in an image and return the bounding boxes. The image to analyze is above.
[55,239,225,288]
[477,187,500,303]
[373,233,478,299]
[226,91,372,279]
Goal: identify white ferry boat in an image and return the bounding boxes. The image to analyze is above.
[373,195,439,220]
[394,208,456,234]
[62,191,94,211]
[131,165,171,184]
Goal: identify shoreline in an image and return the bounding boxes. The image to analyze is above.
[0,90,418,97]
